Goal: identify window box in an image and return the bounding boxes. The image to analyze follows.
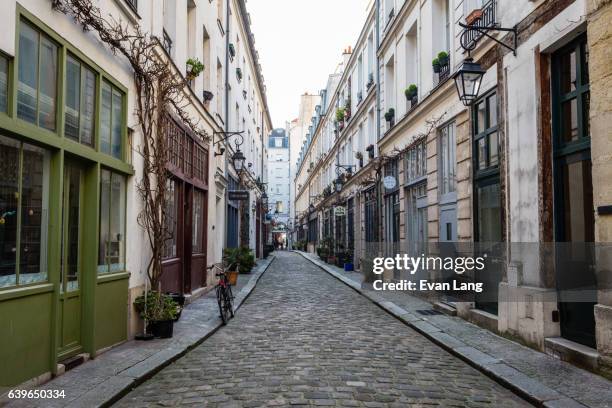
[466,8,484,25]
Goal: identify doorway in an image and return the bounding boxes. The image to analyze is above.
[57,162,84,360]
[552,35,596,348]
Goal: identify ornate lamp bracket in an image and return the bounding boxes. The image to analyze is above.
[459,22,518,56]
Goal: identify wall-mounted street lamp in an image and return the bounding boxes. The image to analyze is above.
[334,164,356,193]
[452,58,486,106]
[453,19,517,105]
[213,131,246,173]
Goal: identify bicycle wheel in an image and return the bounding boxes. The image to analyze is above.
[217,286,228,325]
[226,286,235,318]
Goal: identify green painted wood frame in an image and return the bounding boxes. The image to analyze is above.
[0,4,134,385]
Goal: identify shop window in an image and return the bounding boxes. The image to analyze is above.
[98,169,126,274]
[0,135,50,288]
[65,54,96,146]
[17,20,58,131]
[0,54,7,113]
[163,178,178,259]
[100,81,124,159]
[192,189,205,253]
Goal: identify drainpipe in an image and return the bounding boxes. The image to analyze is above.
[224,0,230,249]
[375,0,383,259]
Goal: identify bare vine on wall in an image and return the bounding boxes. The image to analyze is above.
[51,0,211,290]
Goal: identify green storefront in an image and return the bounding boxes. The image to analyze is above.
[0,7,132,388]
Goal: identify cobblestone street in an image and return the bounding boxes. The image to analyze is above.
[117,252,530,407]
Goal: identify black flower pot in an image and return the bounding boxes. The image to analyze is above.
[433,63,441,73]
[148,320,174,339]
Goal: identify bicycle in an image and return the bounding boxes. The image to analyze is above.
[211,264,235,324]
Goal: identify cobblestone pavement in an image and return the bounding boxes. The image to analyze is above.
[117,251,531,407]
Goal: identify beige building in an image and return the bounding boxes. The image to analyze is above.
[294,0,612,375]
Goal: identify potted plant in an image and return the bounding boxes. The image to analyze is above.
[357,91,363,104]
[236,67,243,81]
[432,57,441,73]
[186,58,205,81]
[384,108,395,127]
[134,291,178,339]
[405,84,418,100]
[229,43,236,58]
[344,250,355,272]
[222,248,240,284]
[466,8,484,25]
[355,151,364,168]
[236,247,256,274]
[405,84,418,107]
[438,51,449,67]
[366,144,375,159]
[165,292,186,321]
[336,107,346,123]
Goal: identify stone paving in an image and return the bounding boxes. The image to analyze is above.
[297,251,612,408]
[117,251,530,407]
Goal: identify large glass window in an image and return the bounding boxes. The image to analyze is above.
[17,21,58,131]
[65,55,96,146]
[439,122,456,195]
[163,178,178,259]
[192,189,205,253]
[98,169,126,274]
[474,92,499,174]
[100,81,124,159]
[0,135,50,288]
[404,139,427,183]
[0,54,8,113]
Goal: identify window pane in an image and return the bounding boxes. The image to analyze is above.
[38,37,58,131]
[163,179,177,259]
[477,182,502,242]
[477,137,486,170]
[476,101,486,133]
[0,56,7,113]
[17,22,39,124]
[80,68,96,147]
[19,143,49,285]
[111,88,123,159]
[101,83,112,154]
[561,98,578,143]
[98,169,110,273]
[488,93,497,128]
[65,56,81,141]
[489,132,499,167]
[109,173,125,272]
[0,136,20,287]
[192,189,204,253]
[559,49,577,94]
[65,165,81,291]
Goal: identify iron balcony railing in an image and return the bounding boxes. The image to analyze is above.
[463,0,497,50]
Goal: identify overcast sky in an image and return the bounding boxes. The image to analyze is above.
[247,0,371,128]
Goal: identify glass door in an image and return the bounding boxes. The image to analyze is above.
[58,162,83,359]
[552,35,596,348]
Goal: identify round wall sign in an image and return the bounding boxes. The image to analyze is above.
[383,176,397,190]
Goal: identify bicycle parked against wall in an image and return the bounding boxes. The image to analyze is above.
[212,264,235,324]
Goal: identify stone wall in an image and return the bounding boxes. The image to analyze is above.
[587,0,612,372]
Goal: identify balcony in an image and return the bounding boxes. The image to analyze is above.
[463,0,497,50]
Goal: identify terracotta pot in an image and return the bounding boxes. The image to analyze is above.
[466,9,483,25]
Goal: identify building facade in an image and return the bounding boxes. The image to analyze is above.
[0,0,270,390]
[266,128,290,247]
[294,0,612,375]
